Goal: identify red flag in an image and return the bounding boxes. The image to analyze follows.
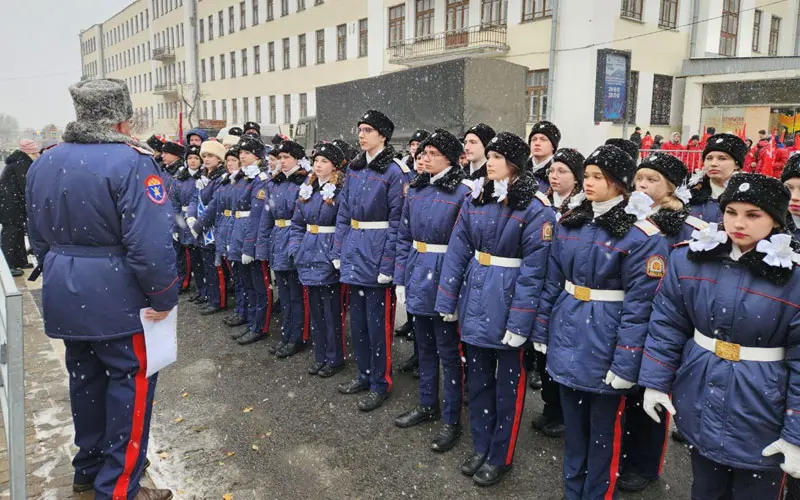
[740,123,747,140]
[178,112,184,145]
[761,129,777,178]
[780,129,786,144]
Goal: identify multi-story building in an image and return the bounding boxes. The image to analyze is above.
[79,0,800,152]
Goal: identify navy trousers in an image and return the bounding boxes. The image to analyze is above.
[349,285,395,393]
[621,387,669,480]
[536,351,563,422]
[65,333,157,500]
[250,261,274,334]
[415,314,462,424]
[466,344,526,467]
[690,449,785,500]
[274,270,306,344]
[174,239,189,290]
[560,387,625,500]
[201,246,226,309]
[307,284,344,366]
[231,261,254,319]
[188,245,204,295]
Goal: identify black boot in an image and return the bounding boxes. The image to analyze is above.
[10,268,23,277]
[394,322,412,337]
[398,353,418,373]
[230,327,251,340]
[237,330,266,345]
[318,362,345,378]
[531,413,565,438]
[195,296,208,305]
[528,370,542,390]
[358,391,389,412]
[394,406,440,428]
[308,362,326,375]
[337,378,368,395]
[617,472,656,492]
[430,423,461,452]
[276,342,305,359]
[473,462,513,487]
[200,305,224,316]
[224,314,247,327]
[269,341,287,355]
[460,452,487,476]
[188,294,202,303]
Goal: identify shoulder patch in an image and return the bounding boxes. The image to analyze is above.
[684,215,708,230]
[394,158,411,174]
[634,219,660,237]
[129,144,153,156]
[144,175,167,204]
[542,221,553,242]
[535,191,552,207]
[256,189,266,200]
[646,255,666,278]
[258,171,269,181]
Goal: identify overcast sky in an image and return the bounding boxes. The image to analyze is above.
[0,0,132,131]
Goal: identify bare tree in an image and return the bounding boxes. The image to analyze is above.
[130,109,149,136]
[0,113,20,148]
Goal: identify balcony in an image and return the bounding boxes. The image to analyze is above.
[388,24,509,66]
[152,46,175,61]
[153,84,178,97]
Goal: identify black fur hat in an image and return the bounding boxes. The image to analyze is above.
[485,132,530,173]
[552,148,586,185]
[313,143,345,169]
[275,140,306,160]
[781,154,800,183]
[146,134,164,152]
[238,135,266,158]
[720,173,790,226]
[228,126,244,136]
[605,138,639,162]
[424,129,464,167]
[243,122,261,134]
[331,139,357,161]
[464,123,496,147]
[528,121,561,150]
[584,145,637,189]
[226,145,240,160]
[185,145,202,160]
[409,129,430,145]
[358,109,395,142]
[638,152,688,188]
[162,141,185,158]
[703,133,748,168]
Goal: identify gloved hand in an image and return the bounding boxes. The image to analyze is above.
[642,388,676,424]
[186,217,197,228]
[395,285,406,304]
[377,273,393,284]
[603,370,636,390]
[533,342,548,354]
[763,439,800,478]
[172,232,179,241]
[242,254,254,265]
[501,330,527,348]
[440,312,458,322]
[214,255,222,267]
[332,259,341,270]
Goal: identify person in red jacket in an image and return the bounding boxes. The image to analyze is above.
[744,139,757,173]
[685,134,702,172]
[774,142,790,177]
[640,132,654,160]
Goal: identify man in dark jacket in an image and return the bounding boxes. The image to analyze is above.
[629,127,642,149]
[0,139,39,276]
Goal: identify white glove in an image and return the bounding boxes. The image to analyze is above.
[195,178,206,189]
[603,370,636,390]
[501,330,527,348]
[332,259,341,270]
[186,216,197,227]
[763,438,800,478]
[440,312,458,322]
[533,342,548,354]
[395,285,406,304]
[242,254,254,265]
[172,232,179,241]
[377,273,393,284]
[642,388,676,424]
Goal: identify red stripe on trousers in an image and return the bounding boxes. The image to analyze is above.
[216,266,227,309]
[504,349,527,465]
[262,261,273,334]
[658,411,671,475]
[605,397,627,500]
[778,473,787,499]
[225,258,233,274]
[383,287,394,392]
[182,246,192,290]
[340,284,348,356]
[302,286,310,342]
[112,334,149,500]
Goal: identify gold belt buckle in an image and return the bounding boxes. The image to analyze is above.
[714,339,741,361]
[478,252,492,266]
[309,224,319,234]
[351,220,360,230]
[224,210,232,217]
[417,242,427,253]
[278,219,289,227]
[573,285,591,302]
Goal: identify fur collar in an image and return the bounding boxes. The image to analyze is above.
[649,207,690,236]
[206,166,225,181]
[164,159,182,177]
[471,171,539,211]
[272,168,308,185]
[687,226,800,285]
[408,167,466,193]
[348,146,397,174]
[5,150,33,166]
[62,120,153,150]
[689,176,713,205]
[466,163,487,180]
[527,157,551,185]
[176,166,202,181]
[560,198,637,238]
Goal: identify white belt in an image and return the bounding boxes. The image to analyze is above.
[275,219,291,228]
[351,219,389,230]
[413,240,448,253]
[693,329,784,362]
[473,251,521,268]
[307,224,335,234]
[235,211,251,218]
[181,206,189,212]
[564,280,625,302]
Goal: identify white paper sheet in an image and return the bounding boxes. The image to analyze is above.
[140,307,178,377]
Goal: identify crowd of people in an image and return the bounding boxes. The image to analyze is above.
[7,76,800,499]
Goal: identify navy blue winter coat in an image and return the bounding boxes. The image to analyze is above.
[259,168,308,271]
[227,171,260,261]
[26,141,178,340]
[533,199,669,394]
[332,147,405,287]
[195,172,236,257]
[288,173,343,286]
[395,167,471,317]
[242,170,270,259]
[639,238,800,470]
[188,167,225,248]
[172,167,201,245]
[434,174,554,349]
[527,157,552,193]
[688,177,723,223]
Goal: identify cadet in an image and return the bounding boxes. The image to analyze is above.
[783,155,800,240]
[185,128,209,147]
[527,120,561,193]
[173,145,205,301]
[462,123,495,180]
[688,133,748,223]
[243,121,261,137]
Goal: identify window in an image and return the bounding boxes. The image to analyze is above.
[650,74,673,125]
[446,0,468,33]
[298,0,305,10]
[526,69,548,122]
[283,38,291,69]
[481,0,507,26]
[281,0,289,16]
[220,54,226,79]
[522,0,551,22]
[222,99,227,121]
[359,19,368,57]
[199,19,205,42]
[208,15,214,40]
[240,2,247,29]
[621,0,643,21]
[269,95,277,123]
[242,48,249,76]
[769,16,781,55]
[219,10,225,37]
[244,97,250,122]
[268,41,275,71]
[210,57,216,80]
[267,0,274,20]
[753,10,762,51]
[202,101,208,120]
[212,100,217,119]
[316,29,325,63]
[658,0,678,29]
[627,71,639,124]
[300,93,308,117]
[284,94,292,123]
[232,98,238,124]
[252,0,259,25]
[416,0,434,38]
[230,51,237,77]
[254,45,261,73]
[719,0,740,56]
[229,6,235,33]
[255,96,262,122]
[337,24,347,60]
[298,34,307,66]
[389,4,405,47]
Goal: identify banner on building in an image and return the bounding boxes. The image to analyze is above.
[594,49,631,123]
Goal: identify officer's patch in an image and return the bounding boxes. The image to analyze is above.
[257,189,266,200]
[145,175,167,204]
[542,222,553,241]
[646,255,666,278]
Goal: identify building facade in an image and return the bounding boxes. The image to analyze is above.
[79,0,800,152]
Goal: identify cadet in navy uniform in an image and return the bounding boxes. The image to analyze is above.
[784,155,800,241]
[160,141,188,292]
[289,143,347,376]
[639,173,800,499]
[185,128,208,147]
[688,133,748,223]
[26,79,176,500]
[436,132,555,486]
[394,130,471,453]
[526,120,561,193]
[533,145,668,500]
[243,121,261,137]
[173,145,205,302]
[462,123,496,180]
[332,110,407,412]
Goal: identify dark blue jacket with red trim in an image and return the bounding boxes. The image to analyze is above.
[434,174,554,349]
[259,167,308,271]
[242,170,270,260]
[171,166,201,245]
[227,169,261,262]
[688,177,723,224]
[188,166,226,249]
[532,198,668,394]
[26,139,178,340]
[395,167,471,317]
[639,238,800,471]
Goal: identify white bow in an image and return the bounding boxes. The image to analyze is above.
[243,164,260,178]
[689,222,728,252]
[321,183,337,201]
[299,157,312,172]
[756,233,800,269]
[567,191,586,210]
[492,178,509,203]
[688,168,706,187]
[298,183,313,201]
[674,185,691,205]
[471,177,484,200]
[624,191,654,221]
